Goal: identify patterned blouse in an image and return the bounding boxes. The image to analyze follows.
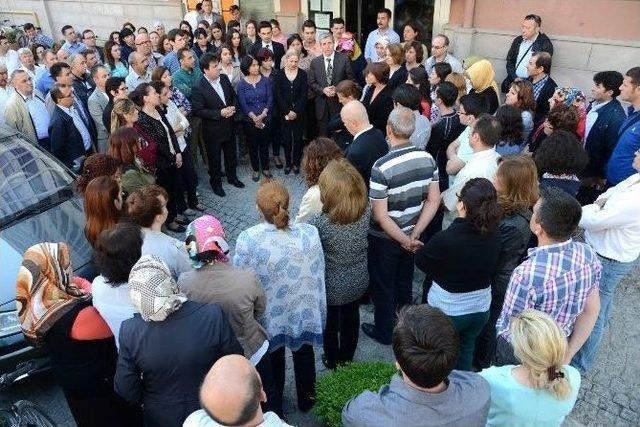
[171,87,192,116]
[233,222,326,351]
[308,209,371,306]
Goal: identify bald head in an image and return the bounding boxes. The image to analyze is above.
[135,32,152,56]
[341,100,371,136]
[200,355,264,426]
[129,52,149,75]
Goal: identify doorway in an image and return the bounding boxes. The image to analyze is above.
[394,0,436,53]
[344,0,385,47]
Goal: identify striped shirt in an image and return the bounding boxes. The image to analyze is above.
[532,75,550,101]
[496,239,602,340]
[369,142,439,238]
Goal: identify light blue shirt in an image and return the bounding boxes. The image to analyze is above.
[364,28,400,61]
[163,51,180,74]
[21,92,50,139]
[59,104,92,150]
[62,41,86,54]
[480,365,581,427]
[515,37,535,79]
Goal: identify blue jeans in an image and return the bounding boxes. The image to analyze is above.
[571,255,637,373]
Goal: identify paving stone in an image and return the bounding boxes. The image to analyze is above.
[620,408,639,423]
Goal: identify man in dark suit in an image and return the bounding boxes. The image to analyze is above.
[191,52,245,197]
[526,52,557,126]
[308,33,354,136]
[341,100,389,186]
[49,84,92,171]
[249,21,285,69]
[577,71,627,204]
[502,13,554,93]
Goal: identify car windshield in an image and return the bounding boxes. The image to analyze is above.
[0,132,75,228]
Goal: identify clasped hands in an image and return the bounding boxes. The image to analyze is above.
[401,232,424,253]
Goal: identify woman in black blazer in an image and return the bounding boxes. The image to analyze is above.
[361,62,395,134]
[385,42,408,92]
[273,49,307,174]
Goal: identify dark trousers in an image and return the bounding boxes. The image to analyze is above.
[281,118,304,168]
[64,381,142,427]
[368,234,415,343]
[449,310,490,371]
[323,300,360,368]
[271,113,282,157]
[156,166,179,223]
[255,352,283,418]
[317,105,331,137]
[474,279,509,369]
[271,345,315,410]
[494,335,519,366]
[243,120,271,172]
[204,134,238,186]
[305,99,317,141]
[176,145,199,211]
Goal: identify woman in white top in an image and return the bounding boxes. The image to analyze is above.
[480,309,581,427]
[126,184,193,281]
[296,137,344,223]
[572,149,640,373]
[219,44,241,89]
[91,222,141,348]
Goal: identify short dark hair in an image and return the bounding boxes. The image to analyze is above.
[435,81,458,107]
[536,186,582,240]
[94,222,143,284]
[211,22,223,32]
[49,84,67,104]
[149,80,165,97]
[330,17,345,27]
[534,130,588,176]
[533,52,552,75]
[495,104,524,145]
[459,93,486,117]
[627,67,640,86]
[393,305,459,388]
[229,4,240,11]
[200,52,220,72]
[255,48,274,66]
[194,28,208,40]
[61,25,73,35]
[105,76,126,101]
[50,61,70,79]
[302,20,316,30]
[392,84,421,111]
[239,55,256,76]
[168,28,187,42]
[129,82,152,107]
[177,47,192,62]
[258,21,272,32]
[226,20,240,31]
[24,23,36,31]
[593,71,623,98]
[378,8,392,18]
[364,62,390,85]
[432,62,452,82]
[82,29,94,38]
[524,14,542,26]
[335,80,362,100]
[126,184,169,228]
[472,114,502,147]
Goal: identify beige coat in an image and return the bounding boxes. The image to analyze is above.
[177,262,268,358]
[4,90,46,144]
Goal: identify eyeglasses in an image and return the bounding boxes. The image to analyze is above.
[135,40,151,46]
[431,45,445,49]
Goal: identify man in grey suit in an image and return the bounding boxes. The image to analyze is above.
[87,65,110,152]
[308,33,354,136]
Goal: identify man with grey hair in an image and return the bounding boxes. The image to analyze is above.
[362,105,441,345]
[16,47,45,81]
[341,100,388,185]
[69,52,93,108]
[56,48,70,63]
[125,51,151,90]
[87,65,110,152]
[5,69,50,146]
[423,34,463,74]
[309,32,353,136]
[135,32,164,71]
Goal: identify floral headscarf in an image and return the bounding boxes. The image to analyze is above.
[16,243,91,344]
[185,215,230,268]
[553,87,586,107]
[466,59,501,100]
[128,255,187,322]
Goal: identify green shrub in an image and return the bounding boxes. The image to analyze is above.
[313,361,397,427]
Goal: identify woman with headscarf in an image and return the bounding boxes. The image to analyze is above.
[16,242,139,427]
[115,255,243,427]
[466,59,500,114]
[177,215,282,417]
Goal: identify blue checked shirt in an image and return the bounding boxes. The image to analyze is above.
[532,75,550,101]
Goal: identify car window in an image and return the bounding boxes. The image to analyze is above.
[0,133,75,227]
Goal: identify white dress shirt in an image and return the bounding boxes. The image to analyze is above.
[125,67,152,90]
[581,173,640,263]
[206,76,226,104]
[584,100,611,141]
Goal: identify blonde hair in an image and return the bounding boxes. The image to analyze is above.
[496,155,539,216]
[318,159,367,224]
[510,309,573,400]
[257,180,290,230]
[445,72,466,104]
[111,98,138,133]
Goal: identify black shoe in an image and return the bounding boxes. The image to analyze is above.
[361,323,391,345]
[284,167,291,175]
[220,170,226,177]
[298,399,315,413]
[228,179,245,188]
[174,215,189,225]
[212,185,226,197]
[293,166,300,175]
[321,354,336,370]
[252,171,260,182]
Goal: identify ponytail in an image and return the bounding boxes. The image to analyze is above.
[257,180,290,230]
[459,178,501,235]
[272,202,290,230]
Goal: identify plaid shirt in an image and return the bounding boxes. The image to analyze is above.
[532,74,550,100]
[496,239,601,340]
[29,33,55,49]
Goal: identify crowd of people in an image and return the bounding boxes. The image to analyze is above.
[4,4,640,427]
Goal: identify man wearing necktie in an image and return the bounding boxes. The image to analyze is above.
[308,33,354,136]
[250,21,285,69]
[191,52,245,197]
